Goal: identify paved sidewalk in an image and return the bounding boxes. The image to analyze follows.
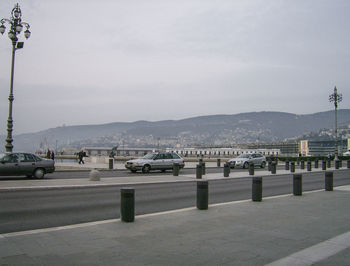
[1,186,350,265]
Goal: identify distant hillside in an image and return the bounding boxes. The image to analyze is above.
[1,109,350,152]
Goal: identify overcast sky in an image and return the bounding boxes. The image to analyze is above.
[0,0,349,134]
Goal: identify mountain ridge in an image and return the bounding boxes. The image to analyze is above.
[1,109,349,152]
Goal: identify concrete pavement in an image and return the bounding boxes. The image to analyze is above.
[1,167,350,265]
[1,184,350,265]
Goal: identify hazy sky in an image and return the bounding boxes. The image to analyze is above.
[0,0,349,134]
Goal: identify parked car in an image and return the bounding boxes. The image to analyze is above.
[125,152,185,173]
[0,152,55,179]
[228,153,266,169]
[343,150,350,156]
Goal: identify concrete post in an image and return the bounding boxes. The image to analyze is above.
[335,160,340,169]
[307,161,312,172]
[109,158,114,170]
[322,160,327,170]
[120,188,135,222]
[315,160,319,169]
[301,160,305,170]
[202,162,206,175]
[325,171,333,191]
[285,161,290,171]
[347,160,350,169]
[290,161,295,173]
[249,163,254,176]
[196,164,202,179]
[217,158,221,167]
[252,177,262,202]
[271,162,276,174]
[327,160,331,168]
[197,181,208,210]
[268,161,271,171]
[89,169,101,181]
[223,163,230,177]
[173,163,180,176]
[293,174,302,196]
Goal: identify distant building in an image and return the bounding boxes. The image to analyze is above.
[299,139,349,156]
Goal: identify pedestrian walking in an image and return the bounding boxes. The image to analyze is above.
[78,150,85,164]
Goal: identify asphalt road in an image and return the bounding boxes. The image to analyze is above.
[1,166,273,180]
[1,170,350,234]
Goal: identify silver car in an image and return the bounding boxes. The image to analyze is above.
[0,152,55,179]
[125,152,185,173]
[228,153,266,169]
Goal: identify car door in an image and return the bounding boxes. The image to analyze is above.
[152,154,164,170]
[164,153,175,169]
[0,153,20,176]
[18,153,37,175]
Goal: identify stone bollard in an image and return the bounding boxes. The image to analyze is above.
[109,158,114,170]
[335,160,340,170]
[347,160,350,169]
[293,174,302,196]
[271,162,276,174]
[252,177,262,202]
[325,171,333,191]
[196,164,202,179]
[223,163,230,177]
[89,169,100,181]
[285,161,290,171]
[121,188,135,222]
[339,160,343,168]
[301,160,305,170]
[249,163,254,176]
[322,160,327,170]
[201,162,206,175]
[173,163,180,176]
[327,160,331,168]
[268,161,272,171]
[217,158,221,167]
[307,161,312,172]
[315,160,319,169]
[197,181,208,210]
[290,161,295,173]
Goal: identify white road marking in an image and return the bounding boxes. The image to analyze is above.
[265,231,350,266]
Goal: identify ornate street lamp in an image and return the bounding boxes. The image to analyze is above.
[329,86,343,160]
[1,3,31,152]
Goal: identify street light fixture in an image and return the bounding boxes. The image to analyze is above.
[329,86,343,160]
[1,3,31,152]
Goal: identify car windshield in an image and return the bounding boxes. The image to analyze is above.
[142,153,156,160]
[238,154,251,158]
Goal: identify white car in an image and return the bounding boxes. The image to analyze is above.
[125,152,185,173]
[228,153,266,169]
[343,151,350,156]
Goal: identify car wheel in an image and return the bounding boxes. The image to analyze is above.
[131,170,137,173]
[33,168,45,179]
[142,165,151,173]
[261,161,266,168]
[26,175,32,178]
[243,162,249,169]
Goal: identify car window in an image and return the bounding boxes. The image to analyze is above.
[171,153,180,159]
[32,154,42,161]
[2,154,19,163]
[164,153,173,160]
[154,154,163,160]
[24,154,36,162]
[18,153,26,162]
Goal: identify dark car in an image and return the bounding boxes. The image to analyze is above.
[0,152,55,179]
[125,152,185,173]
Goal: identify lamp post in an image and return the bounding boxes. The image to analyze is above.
[329,86,343,160]
[0,3,31,152]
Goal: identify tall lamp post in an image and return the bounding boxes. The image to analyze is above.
[0,3,31,152]
[329,86,343,160]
